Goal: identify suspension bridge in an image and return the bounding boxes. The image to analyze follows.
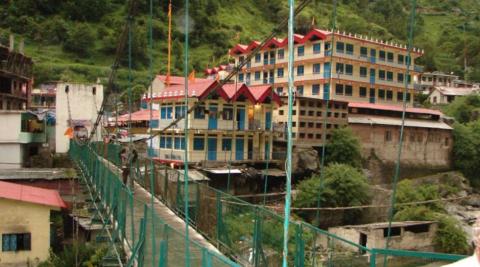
[64,0,470,266]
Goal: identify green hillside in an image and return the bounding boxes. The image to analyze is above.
[1,0,480,92]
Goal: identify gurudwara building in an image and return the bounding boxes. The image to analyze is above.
[229,28,423,106]
[148,80,282,165]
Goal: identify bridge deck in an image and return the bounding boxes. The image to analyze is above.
[99,156,222,266]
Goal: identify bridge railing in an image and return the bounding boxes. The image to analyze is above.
[85,141,467,266]
[70,141,239,267]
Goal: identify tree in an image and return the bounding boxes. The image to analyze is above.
[452,121,480,186]
[325,127,362,168]
[444,95,480,124]
[63,23,95,56]
[295,163,371,224]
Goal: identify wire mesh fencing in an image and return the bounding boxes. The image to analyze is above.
[69,141,239,267]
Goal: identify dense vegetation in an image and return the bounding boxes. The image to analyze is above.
[444,95,480,187]
[1,0,480,92]
[394,178,470,254]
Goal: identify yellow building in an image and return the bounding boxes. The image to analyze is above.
[230,28,423,106]
[148,80,282,164]
[0,181,66,267]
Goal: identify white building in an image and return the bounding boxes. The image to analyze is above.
[416,71,459,92]
[428,87,479,105]
[0,111,47,168]
[55,82,103,153]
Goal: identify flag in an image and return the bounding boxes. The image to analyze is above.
[64,127,74,139]
[188,70,196,83]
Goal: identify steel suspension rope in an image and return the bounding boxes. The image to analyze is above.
[142,0,314,142]
[226,68,239,194]
[282,0,295,266]
[147,0,156,265]
[262,67,275,206]
[182,0,191,266]
[383,1,417,266]
[88,0,137,142]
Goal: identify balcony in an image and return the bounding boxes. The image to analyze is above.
[414,65,424,72]
[18,132,46,143]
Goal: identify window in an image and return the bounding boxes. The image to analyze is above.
[308,111,314,117]
[300,122,306,127]
[313,43,321,54]
[397,92,404,101]
[160,136,166,148]
[296,85,304,96]
[398,54,404,64]
[174,137,185,150]
[312,84,320,95]
[238,73,244,82]
[194,105,205,119]
[387,52,394,62]
[386,90,393,101]
[255,71,261,81]
[278,49,285,59]
[360,67,367,77]
[222,107,233,120]
[336,42,345,53]
[165,136,172,148]
[316,123,322,128]
[405,224,430,234]
[277,68,284,78]
[345,64,353,75]
[279,110,284,115]
[384,227,401,237]
[298,46,305,56]
[397,73,404,83]
[406,93,411,101]
[360,47,368,57]
[385,130,392,142]
[297,65,304,76]
[379,70,386,80]
[316,134,322,139]
[336,63,344,74]
[335,84,344,95]
[387,71,393,81]
[255,53,261,63]
[2,233,31,252]
[378,89,385,99]
[346,43,354,55]
[160,106,173,119]
[175,105,186,119]
[313,63,321,74]
[222,138,232,151]
[246,73,251,84]
[345,85,353,96]
[359,87,367,97]
[379,50,386,61]
[276,87,284,95]
[193,137,205,150]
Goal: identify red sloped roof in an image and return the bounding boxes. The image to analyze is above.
[0,181,67,208]
[148,80,228,101]
[348,102,442,116]
[118,109,160,122]
[249,84,282,105]
[230,28,423,56]
[222,83,256,103]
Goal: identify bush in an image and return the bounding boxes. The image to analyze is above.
[63,24,95,56]
[295,163,371,224]
[452,121,480,187]
[325,127,362,168]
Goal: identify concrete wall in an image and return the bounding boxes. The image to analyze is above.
[0,198,56,266]
[0,112,22,142]
[55,83,103,153]
[0,144,23,169]
[350,123,452,167]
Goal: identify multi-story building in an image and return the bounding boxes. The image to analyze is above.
[0,39,33,110]
[31,83,57,110]
[273,96,348,147]
[148,80,281,164]
[230,28,423,106]
[348,102,453,168]
[0,111,47,168]
[416,71,459,92]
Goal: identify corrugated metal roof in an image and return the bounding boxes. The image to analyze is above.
[0,181,67,208]
[435,87,478,96]
[348,116,452,130]
[348,102,443,116]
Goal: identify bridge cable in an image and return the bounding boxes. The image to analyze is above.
[182,0,191,265]
[383,1,418,266]
[282,0,295,266]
